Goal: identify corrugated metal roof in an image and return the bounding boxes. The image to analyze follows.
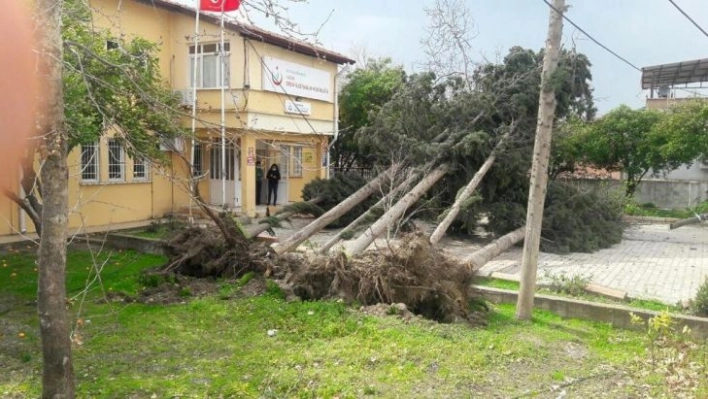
[641,58,708,89]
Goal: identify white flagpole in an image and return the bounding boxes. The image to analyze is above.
[220,5,227,209]
[189,1,201,223]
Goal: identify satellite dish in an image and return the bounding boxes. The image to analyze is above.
[657,85,670,98]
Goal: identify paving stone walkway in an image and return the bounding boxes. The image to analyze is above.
[272,219,708,305]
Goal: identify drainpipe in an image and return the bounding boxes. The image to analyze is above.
[327,65,351,179]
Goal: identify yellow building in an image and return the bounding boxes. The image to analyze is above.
[0,0,353,238]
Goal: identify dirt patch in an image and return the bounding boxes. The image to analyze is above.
[359,303,419,323]
[238,276,268,298]
[138,277,220,305]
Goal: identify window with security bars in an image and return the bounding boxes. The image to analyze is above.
[192,141,204,177]
[210,143,235,180]
[108,139,125,181]
[189,42,230,88]
[80,142,99,182]
[291,147,303,177]
[133,157,149,181]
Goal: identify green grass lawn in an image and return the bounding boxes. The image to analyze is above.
[624,200,708,220]
[0,247,702,398]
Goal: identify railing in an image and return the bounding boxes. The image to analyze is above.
[330,167,375,181]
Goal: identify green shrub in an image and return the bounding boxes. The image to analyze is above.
[690,276,708,316]
[301,172,376,227]
[544,271,591,296]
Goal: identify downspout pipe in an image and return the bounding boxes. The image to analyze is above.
[327,65,351,179]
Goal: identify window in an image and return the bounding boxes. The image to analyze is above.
[189,42,230,88]
[107,139,125,181]
[80,142,99,182]
[133,157,149,181]
[192,141,204,176]
[210,142,235,180]
[291,147,303,177]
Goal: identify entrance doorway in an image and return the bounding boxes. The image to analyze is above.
[209,140,240,207]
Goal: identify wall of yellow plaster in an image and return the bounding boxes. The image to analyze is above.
[0,0,344,238]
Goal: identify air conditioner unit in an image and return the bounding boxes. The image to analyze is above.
[175,89,195,106]
[160,137,185,152]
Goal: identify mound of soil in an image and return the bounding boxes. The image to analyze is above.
[161,225,271,278]
[156,223,484,324]
[285,233,480,323]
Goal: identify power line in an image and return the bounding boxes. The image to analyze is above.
[668,0,708,39]
[541,0,641,72]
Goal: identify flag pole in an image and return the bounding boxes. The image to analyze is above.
[189,1,201,224]
[220,5,227,209]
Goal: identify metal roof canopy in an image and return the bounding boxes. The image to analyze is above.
[642,58,708,89]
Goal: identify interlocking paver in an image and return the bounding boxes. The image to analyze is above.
[273,218,708,305]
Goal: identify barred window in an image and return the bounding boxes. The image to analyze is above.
[192,141,203,176]
[133,157,149,181]
[291,147,303,177]
[80,142,99,182]
[108,139,125,181]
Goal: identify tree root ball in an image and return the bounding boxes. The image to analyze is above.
[157,227,484,324]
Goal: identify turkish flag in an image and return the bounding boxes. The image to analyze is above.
[199,0,240,12]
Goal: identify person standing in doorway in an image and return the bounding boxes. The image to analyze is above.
[266,163,281,206]
[255,160,264,205]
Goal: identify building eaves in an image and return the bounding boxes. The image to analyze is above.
[132,0,355,65]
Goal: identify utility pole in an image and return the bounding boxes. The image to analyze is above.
[516,0,566,320]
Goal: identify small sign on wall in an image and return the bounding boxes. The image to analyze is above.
[303,151,314,164]
[247,147,255,165]
[284,100,312,116]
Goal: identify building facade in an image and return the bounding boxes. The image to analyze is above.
[0,0,353,238]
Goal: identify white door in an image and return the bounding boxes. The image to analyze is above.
[209,142,240,207]
[277,145,290,204]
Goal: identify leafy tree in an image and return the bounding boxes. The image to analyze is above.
[334,58,405,169]
[653,100,708,169]
[565,105,669,197]
[4,0,184,235]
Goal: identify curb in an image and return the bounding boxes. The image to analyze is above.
[473,285,708,340]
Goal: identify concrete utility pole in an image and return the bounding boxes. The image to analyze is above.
[516,0,566,320]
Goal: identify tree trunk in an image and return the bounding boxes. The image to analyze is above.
[465,226,526,269]
[429,129,512,245]
[244,197,323,239]
[516,0,565,321]
[318,170,421,253]
[36,0,76,396]
[670,214,707,230]
[345,164,449,258]
[272,167,394,254]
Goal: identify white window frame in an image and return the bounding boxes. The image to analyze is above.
[188,42,230,89]
[80,142,99,182]
[291,146,303,177]
[132,157,149,181]
[107,138,125,182]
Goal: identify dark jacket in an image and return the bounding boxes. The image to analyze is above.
[266,168,281,183]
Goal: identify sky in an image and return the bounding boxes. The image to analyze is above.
[178,0,708,114]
